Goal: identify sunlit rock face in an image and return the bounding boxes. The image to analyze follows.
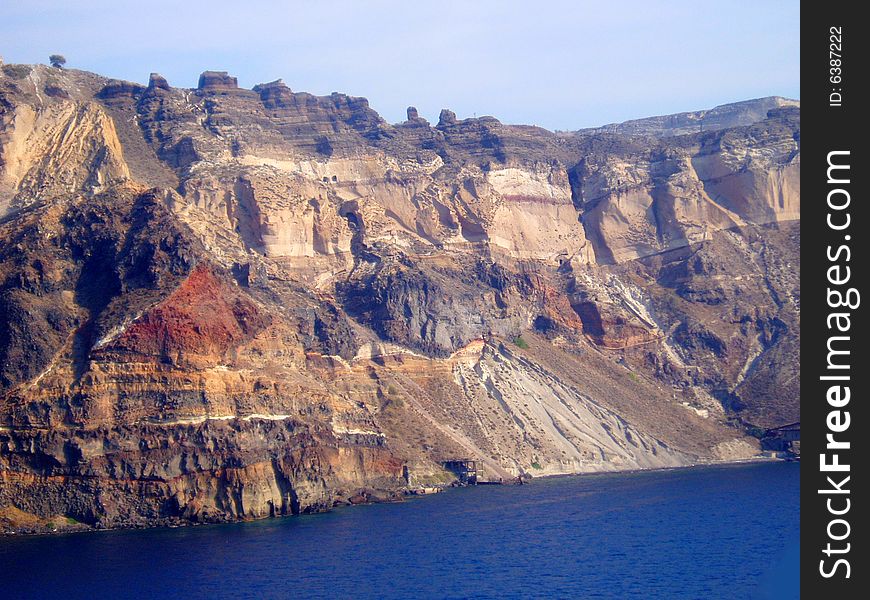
[0,64,798,533]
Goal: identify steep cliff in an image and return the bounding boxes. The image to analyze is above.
[0,63,799,534]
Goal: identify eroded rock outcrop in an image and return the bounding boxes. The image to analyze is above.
[0,94,130,213]
[147,73,170,92]
[198,70,239,91]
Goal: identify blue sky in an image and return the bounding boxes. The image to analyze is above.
[2,0,799,130]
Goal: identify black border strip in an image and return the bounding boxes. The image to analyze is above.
[802,4,865,595]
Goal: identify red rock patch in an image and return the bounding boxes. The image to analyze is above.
[100,264,268,361]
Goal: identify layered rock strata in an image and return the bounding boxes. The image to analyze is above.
[0,64,799,533]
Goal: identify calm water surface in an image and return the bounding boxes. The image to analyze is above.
[0,461,798,599]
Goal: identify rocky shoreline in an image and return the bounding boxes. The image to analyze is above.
[1,456,795,537]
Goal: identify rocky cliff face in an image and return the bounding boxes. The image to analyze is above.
[0,63,799,534]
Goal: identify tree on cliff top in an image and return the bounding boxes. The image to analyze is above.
[49,55,66,69]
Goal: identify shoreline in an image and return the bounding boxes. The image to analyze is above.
[528,454,797,484]
[0,455,796,539]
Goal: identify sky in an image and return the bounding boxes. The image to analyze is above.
[1,0,799,131]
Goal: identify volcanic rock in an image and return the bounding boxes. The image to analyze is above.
[437,108,457,127]
[197,70,239,92]
[0,62,800,534]
[147,73,171,91]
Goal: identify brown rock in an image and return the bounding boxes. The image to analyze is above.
[97,79,146,99]
[437,108,457,127]
[147,73,170,91]
[197,70,239,91]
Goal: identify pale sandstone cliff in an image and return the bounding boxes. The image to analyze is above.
[0,63,798,533]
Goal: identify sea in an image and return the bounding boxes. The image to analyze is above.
[0,461,799,599]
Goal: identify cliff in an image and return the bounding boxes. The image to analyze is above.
[0,63,799,534]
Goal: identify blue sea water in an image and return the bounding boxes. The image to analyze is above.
[0,462,799,599]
